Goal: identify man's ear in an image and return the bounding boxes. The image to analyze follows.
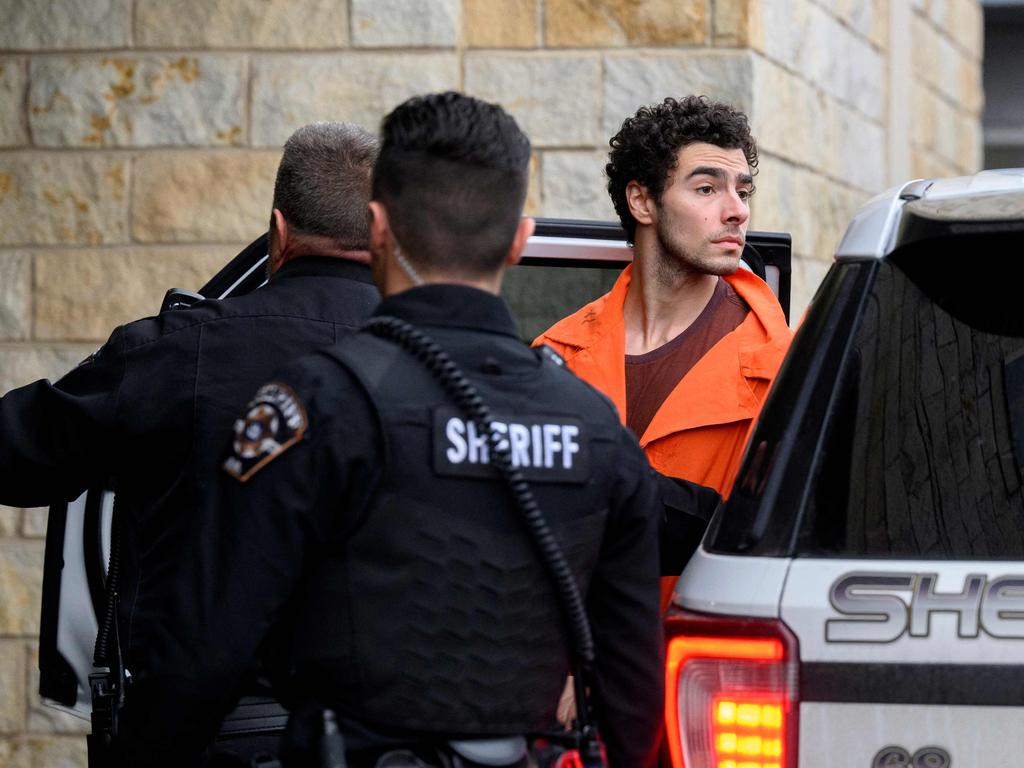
[506,216,535,267]
[368,201,391,257]
[268,209,289,274]
[625,181,655,226]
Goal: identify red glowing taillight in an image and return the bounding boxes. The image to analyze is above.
[664,610,799,768]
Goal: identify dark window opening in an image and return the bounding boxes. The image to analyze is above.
[805,253,1024,559]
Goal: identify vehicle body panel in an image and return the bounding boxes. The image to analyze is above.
[800,703,1023,768]
[675,548,790,619]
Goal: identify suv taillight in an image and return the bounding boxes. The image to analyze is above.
[664,609,799,768]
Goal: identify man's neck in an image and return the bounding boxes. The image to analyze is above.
[623,247,719,356]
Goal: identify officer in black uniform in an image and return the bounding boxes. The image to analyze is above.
[0,122,381,757]
[117,93,665,768]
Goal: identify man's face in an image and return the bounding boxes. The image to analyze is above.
[650,142,753,277]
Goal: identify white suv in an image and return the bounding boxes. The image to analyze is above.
[666,170,1024,768]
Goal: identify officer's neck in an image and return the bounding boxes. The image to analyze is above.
[273,233,371,271]
[381,261,504,297]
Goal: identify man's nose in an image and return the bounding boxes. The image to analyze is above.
[723,189,750,224]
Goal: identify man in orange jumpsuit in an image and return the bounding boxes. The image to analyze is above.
[535,96,792,605]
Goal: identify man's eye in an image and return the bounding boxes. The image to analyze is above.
[738,189,753,201]
[696,185,714,195]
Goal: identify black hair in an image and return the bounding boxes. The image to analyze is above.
[606,96,758,243]
[373,91,532,277]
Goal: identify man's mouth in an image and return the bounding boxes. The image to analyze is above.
[712,236,744,248]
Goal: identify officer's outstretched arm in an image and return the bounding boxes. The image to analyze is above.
[586,433,664,768]
[656,473,720,576]
[0,328,126,507]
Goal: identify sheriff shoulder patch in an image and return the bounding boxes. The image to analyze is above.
[223,382,308,482]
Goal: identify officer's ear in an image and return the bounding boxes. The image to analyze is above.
[626,181,655,226]
[268,209,289,274]
[368,201,392,259]
[505,216,535,268]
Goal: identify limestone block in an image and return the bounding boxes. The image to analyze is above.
[758,0,810,70]
[466,54,601,147]
[540,151,616,221]
[21,508,48,539]
[351,0,458,47]
[927,0,950,27]
[764,0,883,119]
[251,54,459,147]
[0,0,130,51]
[0,60,28,147]
[751,58,830,172]
[869,0,889,49]
[0,252,31,341]
[798,3,838,99]
[0,154,128,247]
[948,0,983,59]
[912,151,937,177]
[932,34,962,105]
[544,0,708,47]
[836,106,886,192]
[0,640,25,733]
[748,156,815,260]
[932,95,959,164]
[30,56,246,148]
[465,0,538,48]
[816,181,867,261]
[833,0,877,40]
[843,32,885,121]
[27,643,90,734]
[0,347,91,392]
[524,153,542,217]
[0,506,18,537]
[714,0,761,47]
[791,252,833,322]
[132,152,279,243]
[911,15,942,90]
[8,736,87,768]
[34,246,237,342]
[955,112,982,173]
[958,54,983,114]
[603,52,755,139]
[0,539,44,635]
[910,82,937,154]
[135,0,348,48]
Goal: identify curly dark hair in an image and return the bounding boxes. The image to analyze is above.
[606,96,758,243]
[373,91,532,276]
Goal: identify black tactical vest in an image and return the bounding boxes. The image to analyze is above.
[288,331,621,735]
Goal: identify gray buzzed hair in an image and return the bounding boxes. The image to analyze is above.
[272,121,379,249]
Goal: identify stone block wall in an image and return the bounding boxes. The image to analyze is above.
[0,0,983,761]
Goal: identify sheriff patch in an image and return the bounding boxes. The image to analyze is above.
[433,407,589,484]
[223,382,308,482]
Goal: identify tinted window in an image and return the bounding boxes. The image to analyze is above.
[713,244,1024,560]
[803,256,1024,559]
[502,264,619,342]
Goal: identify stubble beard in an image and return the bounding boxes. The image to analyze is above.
[653,215,742,286]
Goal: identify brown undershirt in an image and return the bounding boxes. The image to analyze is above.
[625,277,750,439]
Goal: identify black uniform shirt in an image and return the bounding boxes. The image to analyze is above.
[0,256,379,676]
[124,284,665,768]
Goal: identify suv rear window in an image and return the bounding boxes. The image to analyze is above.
[713,243,1024,560]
